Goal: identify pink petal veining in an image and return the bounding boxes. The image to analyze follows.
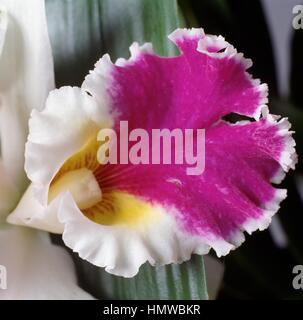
[87,29,296,255]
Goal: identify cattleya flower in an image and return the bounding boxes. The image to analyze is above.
[0,0,91,299]
[8,28,297,277]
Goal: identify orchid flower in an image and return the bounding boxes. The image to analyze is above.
[8,28,297,278]
[0,0,91,299]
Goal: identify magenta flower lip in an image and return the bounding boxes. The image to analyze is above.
[8,28,297,277]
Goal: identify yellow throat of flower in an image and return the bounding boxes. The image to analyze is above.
[48,168,102,210]
[48,130,161,228]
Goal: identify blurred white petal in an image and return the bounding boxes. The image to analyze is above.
[295,174,303,203]
[0,161,18,222]
[0,0,54,192]
[0,225,94,300]
[269,215,288,248]
[0,4,7,55]
[261,0,299,96]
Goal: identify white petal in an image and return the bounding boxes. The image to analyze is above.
[7,183,64,234]
[25,86,111,205]
[0,8,18,221]
[58,192,209,278]
[0,161,19,222]
[0,5,7,56]
[9,87,111,232]
[0,0,54,191]
[0,225,94,300]
[82,54,113,107]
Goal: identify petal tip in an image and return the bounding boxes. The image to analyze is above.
[264,113,298,174]
[168,28,205,49]
[129,42,154,58]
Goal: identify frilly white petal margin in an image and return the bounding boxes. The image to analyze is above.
[198,34,269,121]
[83,28,205,106]
[169,28,268,121]
[263,109,298,184]
[57,192,210,278]
[14,27,297,277]
[84,28,269,124]
[198,188,288,258]
[9,86,112,233]
[82,54,113,110]
[25,86,111,205]
[0,225,94,300]
[168,27,206,43]
[115,42,154,67]
[207,110,297,256]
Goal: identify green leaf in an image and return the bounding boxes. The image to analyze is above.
[45,0,182,87]
[46,0,208,300]
[46,0,104,87]
[99,0,182,59]
[78,255,208,300]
